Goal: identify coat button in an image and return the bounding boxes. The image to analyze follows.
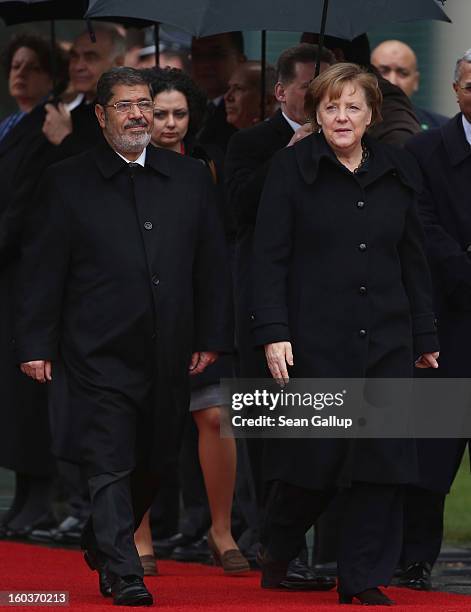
[359,286,367,295]
[144,221,153,230]
[357,201,365,209]
[152,275,160,286]
[250,314,255,321]
[466,245,471,253]
[358,243,367,251]
[359,329,367,338]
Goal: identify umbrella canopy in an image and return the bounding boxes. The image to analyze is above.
[0,0,88,25]
[86,0,450,40]
[0,0,151,27]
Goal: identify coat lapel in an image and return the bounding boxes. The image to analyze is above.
[294,131,421,193]
[441,113,471,167]
[0,104,44,156]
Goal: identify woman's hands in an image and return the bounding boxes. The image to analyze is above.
[415,352,440,369]
[264,342,294,385]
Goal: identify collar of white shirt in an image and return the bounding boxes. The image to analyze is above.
[116,148,147,167]
[462,114,471,147]
[282,111,302,133]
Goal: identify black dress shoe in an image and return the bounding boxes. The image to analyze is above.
[170,535,211,563]
[398,561,432,591]
[153,532,194,559]
[5,512,57,539]
[257,548,289,588]
[257,548,335,591]
[339,587,395,605]
[53,515,87,544]
[29,515,85,544]
[285,557,336,591]
[112,575,153,606]
[83,547,113,597]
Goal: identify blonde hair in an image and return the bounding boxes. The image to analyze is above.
[304,62,382,130]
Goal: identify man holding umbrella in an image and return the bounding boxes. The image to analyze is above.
[16,66,232,606]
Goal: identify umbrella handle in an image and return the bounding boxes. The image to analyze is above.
[260,30,267,121]
[315,0,330,78]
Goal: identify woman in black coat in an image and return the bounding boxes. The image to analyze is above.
[251,64,439,605]
[0,33,67,538]
[133,68,248,576]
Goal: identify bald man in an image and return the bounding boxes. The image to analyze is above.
[224,61,277,130]
[371,40,448,130]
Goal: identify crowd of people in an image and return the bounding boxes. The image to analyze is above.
[0,21,470,607]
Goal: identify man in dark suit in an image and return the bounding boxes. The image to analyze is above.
[17,67,232,606]
[401,48,471,591]
[225,43,336,590]
[192,32,246,153]
[36,24,125,161]
[371,39,448,131]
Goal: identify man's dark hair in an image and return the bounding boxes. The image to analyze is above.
[301,33,371,67]
[2,32,69,88]
[227,31,244,55]
[276,43,335,84]
[142,67,207,141]
[96,67,152,106]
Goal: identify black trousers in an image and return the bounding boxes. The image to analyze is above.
[261,480,404,596]
[400,485,445,568]
[84,463,159,577]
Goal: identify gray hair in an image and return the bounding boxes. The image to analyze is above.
[78,22,126,60]
[454,48,471,83]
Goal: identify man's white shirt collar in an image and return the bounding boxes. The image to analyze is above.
[282,112,302,133]
[116,148,147,167]
[462,114,471,147]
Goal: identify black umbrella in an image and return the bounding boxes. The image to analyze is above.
[86,0,450,39]
[0,0,88,25]
[0,1,155,93]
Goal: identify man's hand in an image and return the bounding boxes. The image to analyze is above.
[42,102,72,145]
[287,123,314,147]
[264,342,293,386]
[189,351,219,375]
[20,360,52,383]
[415,352,440,369]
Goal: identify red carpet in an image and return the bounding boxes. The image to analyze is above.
[1,542,471,611]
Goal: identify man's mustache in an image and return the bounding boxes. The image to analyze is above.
[124,118,148,129]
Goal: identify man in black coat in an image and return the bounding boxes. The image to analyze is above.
[400,49,471,591]
[225,43,336,589]
[7,24,128,546]
[16,67,232,606]
[371,40,448,132]
[192,32,246,154]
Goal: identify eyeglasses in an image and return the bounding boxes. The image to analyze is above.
[105,100,154,113]
[457,84,471,95]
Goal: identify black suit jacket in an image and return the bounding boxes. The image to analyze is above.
[0,105,52,476]
[405,114,470,493]
[15,139,233,474]
[414,105,449,131]
[406,113,471,309]
[197,98,237,154]
[225,110,294,376]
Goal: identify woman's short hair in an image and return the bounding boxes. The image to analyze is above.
[304,63,382,130]
[2,32,68,83]
[143,67,207,142]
